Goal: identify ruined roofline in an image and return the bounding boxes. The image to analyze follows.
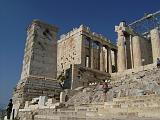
[27,19,58,33]
[58,24,113,44]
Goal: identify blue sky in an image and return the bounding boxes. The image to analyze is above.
[0,0,159,105]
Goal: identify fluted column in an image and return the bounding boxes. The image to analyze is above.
[129,35,134,68]
[100,43,104,71]
[107,47,112,73]
[150,28,160,62]
[97,42,101,70]
[126,37,132,69]
[115,22,127,72]
[114,50,118,72]
[117,31,126,72]
[90,40,94,69]
[104,46,108,72]
[132,36,142,67]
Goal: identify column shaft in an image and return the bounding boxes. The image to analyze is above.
[114,50,118,72]
[132,36,142,67]
[150,28,160,62]
[107,47,112,73]
[100,44,104,71]
[126,37,132,69]
[117,34,126,72]
[104,47,108,72]
[90,40,94,69]
[129,35,134,68]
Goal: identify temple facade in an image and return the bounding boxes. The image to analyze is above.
[57,25,117,89]
[115,21,160,72]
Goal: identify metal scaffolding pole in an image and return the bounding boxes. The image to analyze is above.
[128,10,160,37]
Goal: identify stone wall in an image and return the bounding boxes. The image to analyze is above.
[140,37,153,65]
[71,64,110,89]
[21,20,58,79]
[57,30,82,76]
[13,76,61,104]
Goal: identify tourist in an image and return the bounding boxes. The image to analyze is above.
[65,95,69,102]
[102,80,109,102]
[157,58,160,68]
[6,99,13,120]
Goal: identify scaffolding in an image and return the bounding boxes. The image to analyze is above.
[128,10,160,37]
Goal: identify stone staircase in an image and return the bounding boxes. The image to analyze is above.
[16,64,160,120]
[17,94,160,120]
[99,95,160,119]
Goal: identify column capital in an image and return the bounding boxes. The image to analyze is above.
[115,22,127,33]
[115,22,136,36]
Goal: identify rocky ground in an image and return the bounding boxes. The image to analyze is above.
[66,66,160,106]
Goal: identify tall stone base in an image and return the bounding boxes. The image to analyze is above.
[12,76,61,119]
[12,20,60,113]
[13,76,61,108]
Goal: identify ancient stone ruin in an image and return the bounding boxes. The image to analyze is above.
[7,11,160,120]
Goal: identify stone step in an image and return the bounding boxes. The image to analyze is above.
[101,95,160,118]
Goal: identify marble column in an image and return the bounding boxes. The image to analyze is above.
[117,30,126,72]
[104,46,108,72]
[114,50,118,72]
[125,37,132,69]
[107,47,112,73]
[150,28,160,62]
[90,40,94,69]
[100,43,104,71]
[132,36,142,67]
[129,35,134,68]
[97,42,101,70]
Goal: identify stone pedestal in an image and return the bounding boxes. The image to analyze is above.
[150,28,160,62]
[38,96,47,106]
[60,92,65,103]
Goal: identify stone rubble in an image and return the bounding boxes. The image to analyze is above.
[66,65,160,106]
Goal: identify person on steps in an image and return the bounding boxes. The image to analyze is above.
[6,99,13,120]
[157,58,160,68]
[102,80,109,102]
